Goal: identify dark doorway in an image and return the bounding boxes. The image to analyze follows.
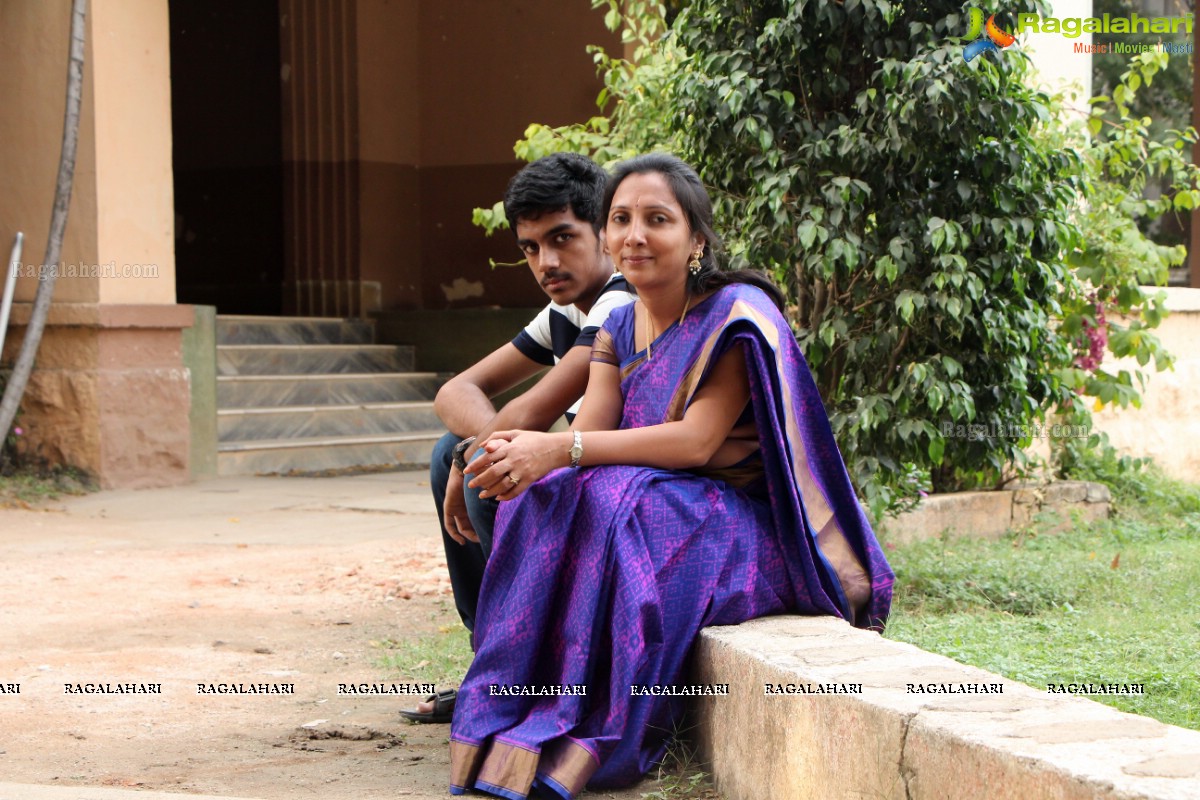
[169,0,283,315]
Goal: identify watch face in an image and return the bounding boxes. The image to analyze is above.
[453,437,475,470]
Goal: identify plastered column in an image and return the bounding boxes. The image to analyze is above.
[1,0,193,488]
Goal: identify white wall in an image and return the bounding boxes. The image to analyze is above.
[1021,0,1094,113]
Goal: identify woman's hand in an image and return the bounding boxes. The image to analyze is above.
[463,430,572,501]
[441,468,478,545]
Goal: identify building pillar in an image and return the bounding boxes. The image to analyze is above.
[280,0,363,318]
[1,0,193,488]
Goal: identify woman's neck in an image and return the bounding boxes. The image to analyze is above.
[639,283,692,333]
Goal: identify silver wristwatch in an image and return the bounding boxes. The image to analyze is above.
[568,430,584,468]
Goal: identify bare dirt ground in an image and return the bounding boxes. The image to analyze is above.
[0,472,657,800]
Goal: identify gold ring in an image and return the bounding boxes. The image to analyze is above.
[508,475,521,486]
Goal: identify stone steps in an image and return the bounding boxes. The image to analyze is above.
[217,344,415,376]
[217,314,374,345]
[216,432,441,476]
[217,401,442,441]
[215,316,446,475]
[216,372,445,408]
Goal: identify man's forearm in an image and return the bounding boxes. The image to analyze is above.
[463,395,565,463]
[434,382,500,440]
[437,386,558,454]
[436,343,588,457]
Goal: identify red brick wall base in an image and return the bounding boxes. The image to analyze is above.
[3,303,194,489]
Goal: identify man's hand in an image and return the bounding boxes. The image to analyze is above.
[442,468,479,545]
[465,430,571,502]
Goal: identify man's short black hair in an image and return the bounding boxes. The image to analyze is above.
[503,153,607,234]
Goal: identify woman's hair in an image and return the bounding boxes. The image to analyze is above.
[603,152,785,311]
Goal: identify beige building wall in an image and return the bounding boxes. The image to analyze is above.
[1023,0,1093,113]
[1,0,191,489]
[355,0,422,311]
[1094,287,1200,482]
[92,0,176,304]
[1,0,174,304]
[0,0,99,304]
[1,0,618,484]
[413,0,620,311]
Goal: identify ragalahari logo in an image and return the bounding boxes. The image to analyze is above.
[963,9,1017,61]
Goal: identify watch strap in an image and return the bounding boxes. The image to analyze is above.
[452,436,477,472]
[569,430,583,468]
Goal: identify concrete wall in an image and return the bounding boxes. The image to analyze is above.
[0,0,99,305]
[1019,9,1199,481]
[411,1,620,312]
[374,307,541,374]
[1094,287,1200,481]
[3,304,192,489]
[374,307,544,411]
[0,0,192,488]
[182,305,217,479]
[356,0,422,313]
[0,0,176,305]
[1023,0,1093,113]
[92,0,176,304]
[283,0,619,314]
[879,480,1111,544]
[693,616,1200,800]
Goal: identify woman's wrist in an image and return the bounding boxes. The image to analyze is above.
[555,430,568,469]
[567,429,584,468]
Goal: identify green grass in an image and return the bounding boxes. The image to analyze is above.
[885,459,1200,731]
[374,602,474,688]
[0,464,94,507]
[640,746,720,799]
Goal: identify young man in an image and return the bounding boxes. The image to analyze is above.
[401,153,635,723]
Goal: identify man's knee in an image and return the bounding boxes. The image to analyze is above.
[464,490,499,556]
[430,432,459,486]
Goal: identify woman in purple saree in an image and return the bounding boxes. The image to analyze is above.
[452,154,893,799]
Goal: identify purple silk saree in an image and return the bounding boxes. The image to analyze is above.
[449,283,893,799]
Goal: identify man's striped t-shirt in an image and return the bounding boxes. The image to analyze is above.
[511,272,636,416]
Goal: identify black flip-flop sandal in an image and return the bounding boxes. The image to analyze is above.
[399,688,457,724]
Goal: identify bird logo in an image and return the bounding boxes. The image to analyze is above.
[963,9,1017,62]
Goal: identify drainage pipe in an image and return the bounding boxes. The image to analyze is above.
[0,232,24,364]
[0,0,86,444]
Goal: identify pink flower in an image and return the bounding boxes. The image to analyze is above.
[1075,295,1107,371]
[12,427,22,436]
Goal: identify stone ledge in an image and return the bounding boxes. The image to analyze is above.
[1158,286,1200,313]
[691,616,1200,800]
[879,480,1111,545]
[5,302,195,329]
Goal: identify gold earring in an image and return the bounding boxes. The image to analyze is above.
[688,248,703,275]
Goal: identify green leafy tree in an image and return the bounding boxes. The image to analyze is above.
[475,1,1183,517]
[1091,0,1192,137]
[1054,50,1190,473]
[665,0,1093,514]
[1090,0,1194,250]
